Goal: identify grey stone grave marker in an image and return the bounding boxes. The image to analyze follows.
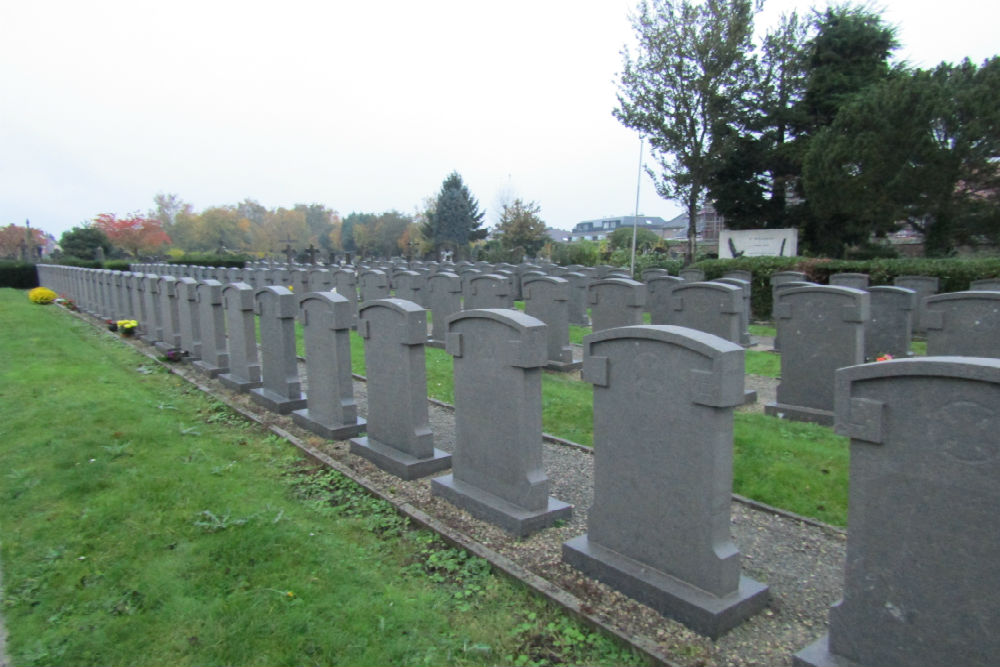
[970,278,1000,291]
[332,269,359,324]
[359,269,390,302]
[176,277,202,361]
[765,285,869,425]
[349,299,449,478]
[426,272,462,347]
[155,275,182,355]
[564,325,769,638]
[794,357,1000,667]
[647,275,686,325]
[140,275,163,344]
[770,271,808,319]
[465,273,513,310]
[679,267,705,282]
[432,309,572,536]
[771,281,815,352]
[192,279,229,377]
[218,282,262,392]
[713,277,752,345]
[667,282,743,344]
[587,278,647,333]
[865,286,915,360]
[924,291,1000,358]
[563,271,591,326]
[641,268,671,282]
[307,267,332,293]
[291,292,365,439]
[392,270,425,306]
[523,275,579,371]
[892,275,938,333]
[249,286,307,414]
[723,269,752,283]
[829,272,869,289]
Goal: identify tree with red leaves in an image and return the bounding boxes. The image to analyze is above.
[92,212,171,258]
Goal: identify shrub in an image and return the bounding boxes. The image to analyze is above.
[28,286,57,304]
[0,262,39,288]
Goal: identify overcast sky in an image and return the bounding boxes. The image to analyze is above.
[2,0,997,240]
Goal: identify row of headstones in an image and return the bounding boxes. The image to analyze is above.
[37,263,1000,664]
[765,273,1000,426]
[132,262,762,353]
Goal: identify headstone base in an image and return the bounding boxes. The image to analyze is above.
[544,358,583,373]
[562,534,770,639]
[743,389,758,404]
[431,474,572,538]
[218,373,262,393]
[793,634,861,667]
[349,436,451,480]
[292,409,366,440]
[192,360,226,378]
[764,402,834,426]
[249,387,307,415]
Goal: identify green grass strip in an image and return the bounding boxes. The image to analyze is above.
[0,289,643,667]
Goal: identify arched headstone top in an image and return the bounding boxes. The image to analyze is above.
[254,285,297,317]
[358,297,427,345]
[445,308,547,368]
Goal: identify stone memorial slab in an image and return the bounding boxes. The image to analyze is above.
[647,275,686,325]
[349,299,449,478]
[770,271,808,319]
[332,269,359,324]
[465,273,513,310]
[155,275,182,355]
[970,278,1000,291]
[426,272,462,347]
[667,282,743,344]
[723,269,752,283]
[765,286,868,425]
[794,357,1000,667]
[892,275,938,333]
[713,277,752,345]
[924,291,1000,358]
[865,286,915,360]
[249,286,307,414]
[140,275,163,344]
[176,277,202,361]
[588,278,646,333]
[307,267,332,293]
[359,269,390,302]
[432,309,572,536]
[679,268,705,282]
[523,275,579,371]
[641,268,671,282]
[829,272,869,289]
[392,270,425,306]
[291,292,365,439]
[565,325,769,638]
[563,271,591,326]
[218,282,262,392]
[770,281,815,352]
[192,280,229,377]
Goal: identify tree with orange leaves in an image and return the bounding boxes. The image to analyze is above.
[92,212,171,258]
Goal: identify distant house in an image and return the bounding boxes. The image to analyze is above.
[663,205,726,241]
[565,215,678,242]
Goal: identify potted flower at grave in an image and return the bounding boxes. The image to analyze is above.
[117,319,138,337]
[28,287,58,305]
[106,319,118,332]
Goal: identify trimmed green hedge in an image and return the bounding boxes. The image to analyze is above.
[692,257,1000,320]
[168,254,248,268]
[0,262,39,289]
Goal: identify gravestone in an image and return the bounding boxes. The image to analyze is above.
[140,275,163,344]
[349,299,450,478]
[829,272,869,289]
[291,292,365,439]
[218,282,262,392]
[192,280,229,377]
[646,275,685,325]
[563,271,591,326]
[564,325,769,638]
[679,268,705,282]
[307,267,333,293]
[432,309,572,536]
[765,286,868,425]
[667,282,743,344]
[249,286,307,414]
[459,268,483,306]
[176,277,202,361]
[641,268,671,282]
[465,273,513,310]
[426,272,463,347]
[359,269,390,302]
[723,269,752,283]
[892,275,938,334]
[970,278,1000,291]
[924,291,1000,358]
[770,271,808,319]
[522,275,579,371]
[588,278,646,333]
[392,270,425,307]
[794,357,1000,667]
[332,269,359,325]
[770,281,815,352]
[865,286,915,360]
[713,277,752,345]
[155,276,182,355]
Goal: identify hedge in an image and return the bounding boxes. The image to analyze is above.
[0,262,39,289]
[691,257,1000,320]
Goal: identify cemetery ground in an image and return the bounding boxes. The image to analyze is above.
[2,288,855,666]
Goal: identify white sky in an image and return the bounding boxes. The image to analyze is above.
[1,0,997,239]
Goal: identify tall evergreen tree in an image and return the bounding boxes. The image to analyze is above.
[423,172,486,258]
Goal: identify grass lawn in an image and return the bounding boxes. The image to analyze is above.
[0,289,644,667]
